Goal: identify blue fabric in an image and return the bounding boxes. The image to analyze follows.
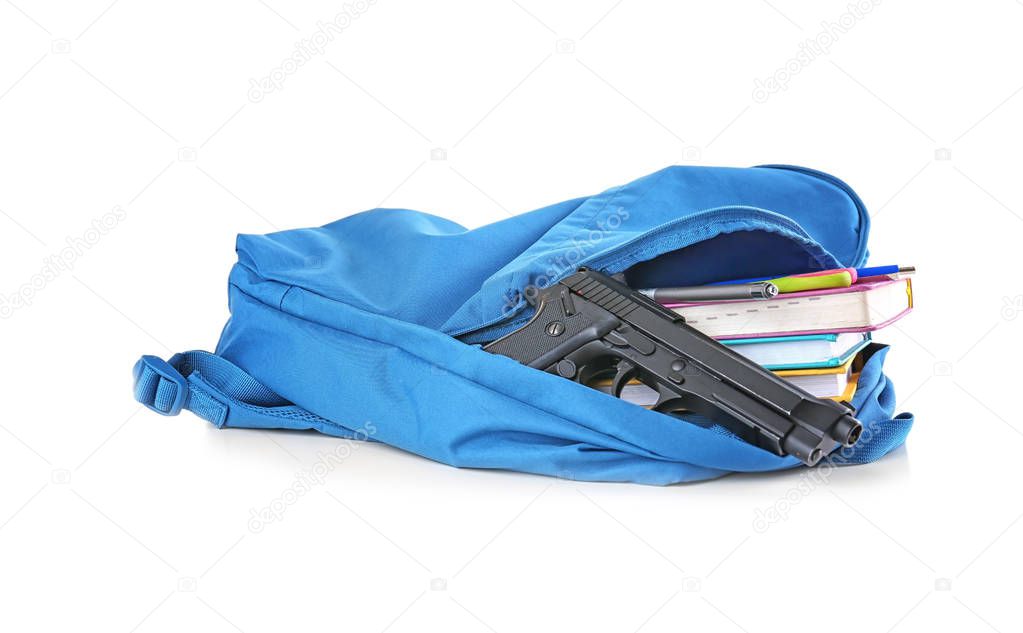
[133,164,912,484]
[133,351,371,438]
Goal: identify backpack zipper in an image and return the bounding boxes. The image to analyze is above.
[454,205,840,342]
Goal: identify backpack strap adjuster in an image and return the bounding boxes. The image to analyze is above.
[133,355,189,416]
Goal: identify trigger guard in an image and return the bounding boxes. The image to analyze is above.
[610,361,638,398]
[567,347,619,386]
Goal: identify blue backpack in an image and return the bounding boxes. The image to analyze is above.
[132,165,914,484]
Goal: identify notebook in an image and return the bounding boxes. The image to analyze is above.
[665,278,913,339]
[723,332,870,370]
[773,356,856,398]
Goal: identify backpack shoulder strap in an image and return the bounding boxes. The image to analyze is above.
[132,351,363,438]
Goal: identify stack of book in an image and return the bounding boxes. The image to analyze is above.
[599,270,914,406]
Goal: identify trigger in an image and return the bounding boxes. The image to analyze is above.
[610,361,638,397]
[652,384,687,413]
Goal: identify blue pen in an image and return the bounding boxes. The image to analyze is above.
[855,265,914,278]
[709,265,914,286]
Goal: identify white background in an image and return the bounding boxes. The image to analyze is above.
[1,1,1021,631]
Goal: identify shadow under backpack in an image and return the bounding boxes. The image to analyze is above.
[132,165,914,484]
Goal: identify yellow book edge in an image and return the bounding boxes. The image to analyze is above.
[835,372,858,403]
[773,354,856,378]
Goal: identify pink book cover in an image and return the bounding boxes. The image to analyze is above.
[663,278,914,340]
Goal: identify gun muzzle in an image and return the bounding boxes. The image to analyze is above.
[834,415,863,447]
[781,413,863,465]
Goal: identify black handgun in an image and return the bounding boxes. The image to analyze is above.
[483,268,862,465]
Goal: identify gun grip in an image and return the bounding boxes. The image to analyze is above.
[484,285,620,369]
